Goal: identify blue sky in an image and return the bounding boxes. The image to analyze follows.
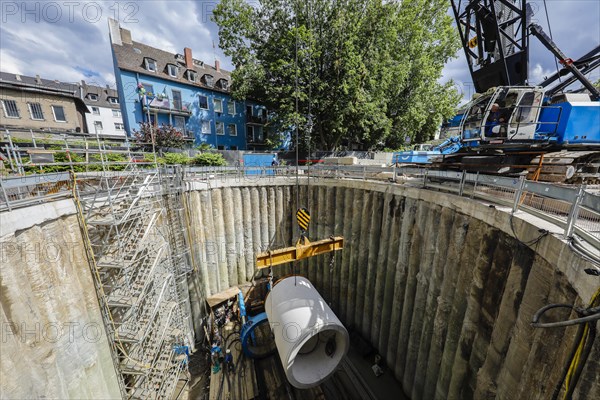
[1,0,598,103]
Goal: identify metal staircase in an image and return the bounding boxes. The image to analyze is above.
[73,164,194,399]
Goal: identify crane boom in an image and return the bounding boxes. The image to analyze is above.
[526,6,600,100]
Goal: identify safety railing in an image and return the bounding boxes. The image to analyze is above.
[0,172,91,211]
[180,164,599,250]
[506,104,563,139]
[394,167,600,250]
[3,164,598,252]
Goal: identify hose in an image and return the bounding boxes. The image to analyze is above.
[563,323,596,400]
[550,323,585,400]
[531,304,600,328]
[536,287,600,400]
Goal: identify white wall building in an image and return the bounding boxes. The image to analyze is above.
[81,82,125,138]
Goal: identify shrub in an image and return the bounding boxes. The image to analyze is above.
[38,152,86,173]
[196,143,213,151]
[191,152,227,166]
[161,152,190,165]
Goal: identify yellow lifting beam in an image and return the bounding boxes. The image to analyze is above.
[256,236,344,269]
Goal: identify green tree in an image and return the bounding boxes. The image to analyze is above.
[213,0,461,150]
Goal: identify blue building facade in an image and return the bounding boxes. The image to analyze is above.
[108,19,267,150]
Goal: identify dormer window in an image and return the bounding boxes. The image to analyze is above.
[187,70,198,82]
[167,64,178,77]
[218,79,229,90]
[108,97,119,104]
[202,74,214,87]
[144,58,157,72]
[87,93,98,101]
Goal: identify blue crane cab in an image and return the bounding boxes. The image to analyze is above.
[459,86,600,147]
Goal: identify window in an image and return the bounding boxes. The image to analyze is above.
[91,106,100,115]
[246,125,254,141]
[108,97,119,104]
[217,145,225,150]
[511,92,539,127]
[187,70,197,82]
[172,90,182,110]
[216,121,224,135]
[228,100,235,115]
[246,104,252,116]
[167,64,178,77]
[94,120,103,132]
[2,100,20,118]
[174,116,186,131]
[201,120,211,133]
[219,79,229,90]
[228,123,237,136]
[214,98,223,113]
[203,74,214,87]
[198,95,208,109]
[261,108,267,119]
[28,102,44,120]
[112,109,121,117]
[114,123,124,130]
[51,105,66,122]
[87,93,98,101]
[230,146,237,150]
[145,58,157,72]
[140,84,154,96]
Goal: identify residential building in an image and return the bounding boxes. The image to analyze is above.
[81,81,126,138]
[108,18,268,150]
[0,71,89,135]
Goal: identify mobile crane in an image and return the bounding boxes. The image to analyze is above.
[430,0,600,182]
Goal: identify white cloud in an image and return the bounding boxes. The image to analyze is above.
[1,0,597,93]
[0,0,227,86]
[0,49,24,74]
[529,63,554,84]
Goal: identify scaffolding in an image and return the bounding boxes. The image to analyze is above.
[72,161,195,399]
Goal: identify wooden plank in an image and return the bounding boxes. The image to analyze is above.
[206,286,240,308]
[208,341,257,400]
[208,367,223,400]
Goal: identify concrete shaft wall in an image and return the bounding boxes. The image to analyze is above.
[1,178,597,399]
[187,179,599,400]
[0,202,121,399]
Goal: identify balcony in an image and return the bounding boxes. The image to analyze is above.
[246,114,267,125]
[179,130,195,140]
[141,98,192,116]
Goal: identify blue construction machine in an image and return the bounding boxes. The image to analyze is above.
[400,1,600,183]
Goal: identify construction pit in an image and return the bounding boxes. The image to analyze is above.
[1,171,599,400]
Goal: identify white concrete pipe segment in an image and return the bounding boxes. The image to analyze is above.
[265,276,349,389]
